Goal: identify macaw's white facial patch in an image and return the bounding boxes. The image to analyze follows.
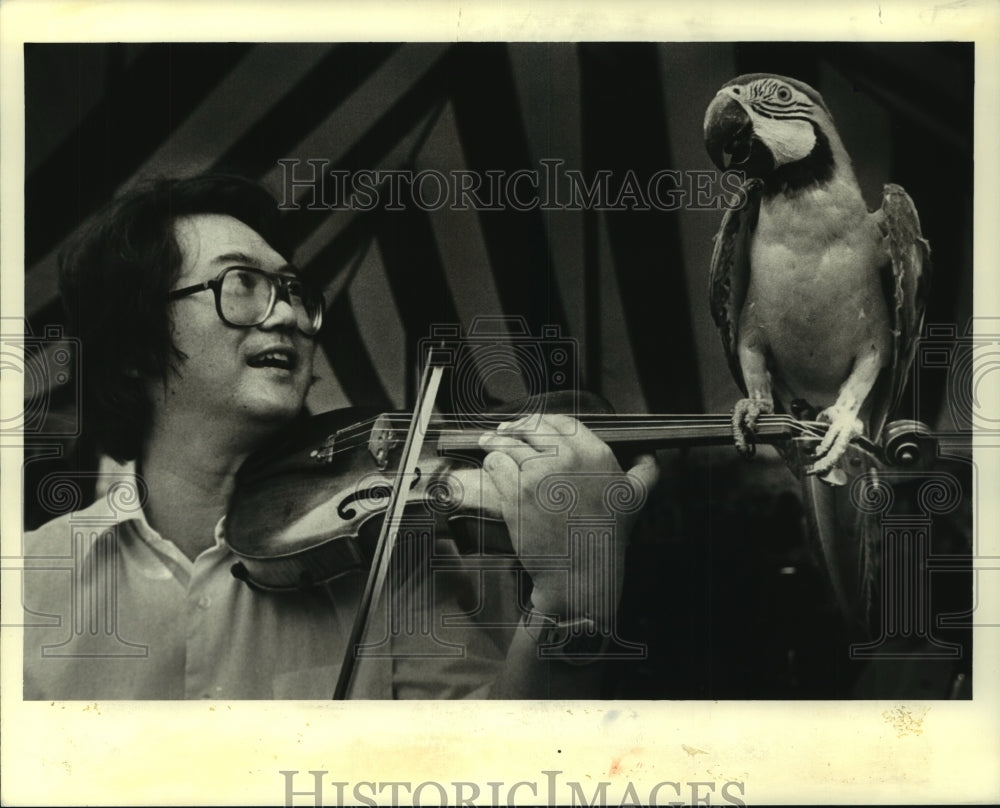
[752,114,816,167]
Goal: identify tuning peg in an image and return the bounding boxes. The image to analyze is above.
[880,420,937,468]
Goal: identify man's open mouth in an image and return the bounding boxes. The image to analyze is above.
[247,348,298,371]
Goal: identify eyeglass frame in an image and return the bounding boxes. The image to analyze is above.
[167,265,325,336]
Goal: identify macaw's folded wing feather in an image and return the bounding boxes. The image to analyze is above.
[709,177,765,398]
[875,183,932,441]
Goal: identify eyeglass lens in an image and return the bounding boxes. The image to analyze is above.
[219,268,322,334]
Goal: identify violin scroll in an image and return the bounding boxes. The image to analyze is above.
[880,420,938,468]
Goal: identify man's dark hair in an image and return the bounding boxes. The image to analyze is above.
[59,173,293,463]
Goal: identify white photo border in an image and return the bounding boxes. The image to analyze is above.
[1,1,998,805]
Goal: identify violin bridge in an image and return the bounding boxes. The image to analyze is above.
[369,414,397,470]
[309,433,338,464]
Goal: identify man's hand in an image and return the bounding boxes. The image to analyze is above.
[478,414,659,628]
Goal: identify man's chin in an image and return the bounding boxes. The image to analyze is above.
[243,395,308,430]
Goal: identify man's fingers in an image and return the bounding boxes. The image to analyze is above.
[479,433,550,507]
[627,453,660,493]
[478,430,550,467]
[496,412,582,448]
[481,447,519,489]
[478,450,521,525]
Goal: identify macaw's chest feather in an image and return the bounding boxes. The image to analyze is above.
[740,196,892,397]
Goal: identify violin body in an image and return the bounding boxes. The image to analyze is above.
[227,407,501,591]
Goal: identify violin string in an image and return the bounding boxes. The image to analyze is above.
[308,413,830,463]
[324,414,825,446]
[369,414,821,432]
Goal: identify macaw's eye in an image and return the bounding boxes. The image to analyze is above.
[776,86,792,101]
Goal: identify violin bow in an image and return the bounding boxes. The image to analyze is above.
[333,344,449,700]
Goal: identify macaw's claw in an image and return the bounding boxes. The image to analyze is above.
[732,398,774,458]
[807,406,864,477]
[807,466,849,487]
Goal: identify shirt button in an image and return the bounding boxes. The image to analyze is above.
[197,595,212,609]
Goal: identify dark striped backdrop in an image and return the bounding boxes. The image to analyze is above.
[19,42,974,697]
[24,42,972,431]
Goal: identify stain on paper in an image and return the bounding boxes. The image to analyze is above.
[881,705,929,737]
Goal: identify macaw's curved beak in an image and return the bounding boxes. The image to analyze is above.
[704,93,756,172]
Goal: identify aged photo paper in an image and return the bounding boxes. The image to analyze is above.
[2,0,998,804]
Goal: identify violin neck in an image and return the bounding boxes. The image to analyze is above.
[584,414,814,449]
[433,413,820,453]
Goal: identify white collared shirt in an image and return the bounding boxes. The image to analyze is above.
[22,468,518,700]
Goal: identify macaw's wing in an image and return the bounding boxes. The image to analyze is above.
[709,177,764,395]
[873,184,932,438]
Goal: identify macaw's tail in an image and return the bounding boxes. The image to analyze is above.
[795,439,884,637]
[857,504,883,631]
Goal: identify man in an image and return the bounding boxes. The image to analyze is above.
[23,174,658,699]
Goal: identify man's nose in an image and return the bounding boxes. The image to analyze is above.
[261,284,298,330]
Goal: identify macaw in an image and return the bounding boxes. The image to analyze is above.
[703,73,930,479]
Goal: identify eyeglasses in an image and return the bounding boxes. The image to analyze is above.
[168,266,324,336]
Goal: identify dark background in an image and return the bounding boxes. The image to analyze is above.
[21,42,975,698]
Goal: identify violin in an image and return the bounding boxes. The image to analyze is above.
[225,391,935,593]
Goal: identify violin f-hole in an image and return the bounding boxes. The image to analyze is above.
[335,469,424,521]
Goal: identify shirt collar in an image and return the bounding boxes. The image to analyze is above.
[97,459,229,572]
[90,458,158,537]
